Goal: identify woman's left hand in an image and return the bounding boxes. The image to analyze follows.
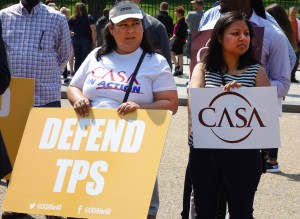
[117,101,140,115]
[223,80,242,92]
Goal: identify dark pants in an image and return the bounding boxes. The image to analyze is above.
[291,50,299,80]
[266,148,278,160]
[181,160,192,219]
[190,148,262,219]
[73,37,92,72]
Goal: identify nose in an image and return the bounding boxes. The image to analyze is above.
[240,34,247,40]
[126,25,134,33]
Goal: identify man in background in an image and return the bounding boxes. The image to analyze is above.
[289,6,300,83]
[0,18,12,182]
[96,8,110,47]
[185,0,204,65]
[0,19,10,95]
[132,0,172,70]
[154,2,173,37]
[0,0,71,218]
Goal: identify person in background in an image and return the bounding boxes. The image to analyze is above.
[189,11,270,218]
[0,0,71,217]
[171,6,188,76]
[60,5,74,82]
[154,2,173,37]
[67,3,178,219]
[288,6,300,83]
[96,8,110,47]
[118,0,172,70]
[0,18,12,181]
[0,19,10,95]
[47,2,58,10]
[186,0,204,60]
[44,0,55,6]
[68,2,96,73]
[60,5,75,81]
[180,1,204,218]
[265,3,298,173]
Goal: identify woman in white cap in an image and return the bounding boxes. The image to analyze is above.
[67,1,178,219]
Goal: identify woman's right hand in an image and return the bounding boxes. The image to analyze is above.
[73,97,91,117]
[223,80,242,92]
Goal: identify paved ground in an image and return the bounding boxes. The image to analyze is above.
[0,65,300,219]
[1,107,300,219]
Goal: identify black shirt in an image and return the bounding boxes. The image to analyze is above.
[68,14,95,39]
[154,11,173,37]
[0,19,10,95]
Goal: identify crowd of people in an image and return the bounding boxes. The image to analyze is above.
[0,0,299,219]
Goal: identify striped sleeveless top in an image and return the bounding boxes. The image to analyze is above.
[188,63,261,147]
[205,64,261,88]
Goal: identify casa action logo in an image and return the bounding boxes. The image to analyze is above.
[197,91,266,144]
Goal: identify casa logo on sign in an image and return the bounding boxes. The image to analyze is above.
[198,91,265,143]
[190,87,280,149]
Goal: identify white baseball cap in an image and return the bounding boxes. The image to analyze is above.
[109,2,143,24]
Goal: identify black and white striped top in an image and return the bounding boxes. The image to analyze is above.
[188,64,261,147]
[205,64,261,88]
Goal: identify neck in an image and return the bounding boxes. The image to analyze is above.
[21,0,39,13]
[223,54,240,73]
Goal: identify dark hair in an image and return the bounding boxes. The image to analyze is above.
[203,11,259,73]
[72,3,88,19]
[160,2,168,11]
[266,3,297,52]
[175,6,185,16]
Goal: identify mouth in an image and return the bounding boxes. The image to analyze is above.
[125,36,135,40]
[237,44,247,49]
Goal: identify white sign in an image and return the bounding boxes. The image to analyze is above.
[190,87,280,149]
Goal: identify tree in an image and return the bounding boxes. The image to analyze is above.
[87,0,109,20]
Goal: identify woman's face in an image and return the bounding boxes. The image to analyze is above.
[108,18,143,54]
[290,9,298,19]
[219,20,250,57]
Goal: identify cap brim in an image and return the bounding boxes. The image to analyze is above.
[111,13,143,24]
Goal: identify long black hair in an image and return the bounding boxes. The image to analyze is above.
[266,3,297,52]
[203,11,260,73]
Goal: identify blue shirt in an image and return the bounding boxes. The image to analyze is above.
[199,6,294,98]
[0,2,71,106]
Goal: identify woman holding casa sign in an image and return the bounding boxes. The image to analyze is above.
[67,1,178,219]
[188,12,270,218]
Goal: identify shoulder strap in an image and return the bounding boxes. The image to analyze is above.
[122,51,147,103]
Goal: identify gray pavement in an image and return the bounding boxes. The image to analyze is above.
[1,107,299,219]
[0,64,300,218]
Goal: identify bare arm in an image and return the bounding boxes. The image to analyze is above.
[188,63,206,136]
[255,66,271,87]
[67,85,91,117]
[90,24,97,47]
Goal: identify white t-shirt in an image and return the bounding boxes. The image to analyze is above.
[70,47,177,108]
